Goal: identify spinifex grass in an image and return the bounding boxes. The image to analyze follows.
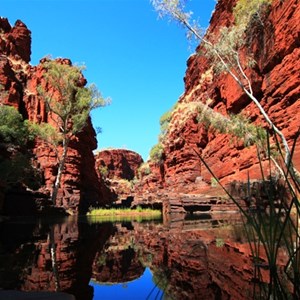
[195,128,300,299]
[87,207,162,218]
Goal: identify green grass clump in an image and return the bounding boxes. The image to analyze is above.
[87,207,161,217]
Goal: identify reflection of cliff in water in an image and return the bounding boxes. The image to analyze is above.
[137,216,255,300]
[0,214,261,299]
[92,222,145,284]
[0,217,114,300]
[91,214,257,299]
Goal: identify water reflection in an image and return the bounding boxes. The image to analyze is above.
[0,216,114,300]
[91,268,163,300]
[0,214,257,299]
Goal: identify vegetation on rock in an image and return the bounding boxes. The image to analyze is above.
[0,105,32,145]
[34,59,110,205]
[0,105,41,192]
[196,102,267,147]
[149,143,164,165]
[137,162,151,178]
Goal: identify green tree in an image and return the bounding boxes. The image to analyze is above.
[0,105,40,191]
[0,105,32,145]
[36,59,110,205]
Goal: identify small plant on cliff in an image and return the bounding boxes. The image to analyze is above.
[159,103,178,140]
[98,165,109,179]
[138,162,151,178]
[233,0,272,27]
[196,103,267,147]
[210,177,218,188]
[150,143,164,165]
[35,59,110,205]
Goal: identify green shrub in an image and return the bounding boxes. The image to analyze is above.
[0,105,43,191]
[233,0,272,27]
[159,103,178,139]
[211,177,218,187]
[149,143,164,164]
[138,162,151,178]
[0,105,32,145]
[216,238,225,248]
[98,165,109,178]
[0,152,42,190]
[196,103,267,147]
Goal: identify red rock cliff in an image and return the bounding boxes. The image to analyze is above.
[136,0,300,202]
[95,149,143,180]
[0,18,107,214]
[95,149,143,205]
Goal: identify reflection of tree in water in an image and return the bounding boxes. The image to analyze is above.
[92,228,145,284]
[0,218,114,300]
[120,246,135,275]
[48,225,60,291]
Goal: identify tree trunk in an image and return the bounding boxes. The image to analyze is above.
[49,225,60,291]
[51,138,69,205]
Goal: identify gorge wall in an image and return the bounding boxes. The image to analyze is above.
[1,0,299,215]
[95,149,143,205]
[95,149,143,181]
[135,0,300,208]
[0,18,106,214]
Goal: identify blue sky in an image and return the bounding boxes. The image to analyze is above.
[2,0,216,160]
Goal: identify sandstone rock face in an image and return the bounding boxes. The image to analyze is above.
[95,149,143,180]
[135,0,300,210]
[0,18,31,63]
[95,149,143,205]
[0,18,106,214]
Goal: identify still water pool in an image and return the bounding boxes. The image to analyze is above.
[91,268,162,300]
[0,213,255,299]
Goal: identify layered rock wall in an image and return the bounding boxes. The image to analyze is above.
[136,0,300,207]
[95,149,143,206]
[0,18,106,214]
[95,149,143,180]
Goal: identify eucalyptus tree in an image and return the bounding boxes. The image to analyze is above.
[36,59,110,205]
